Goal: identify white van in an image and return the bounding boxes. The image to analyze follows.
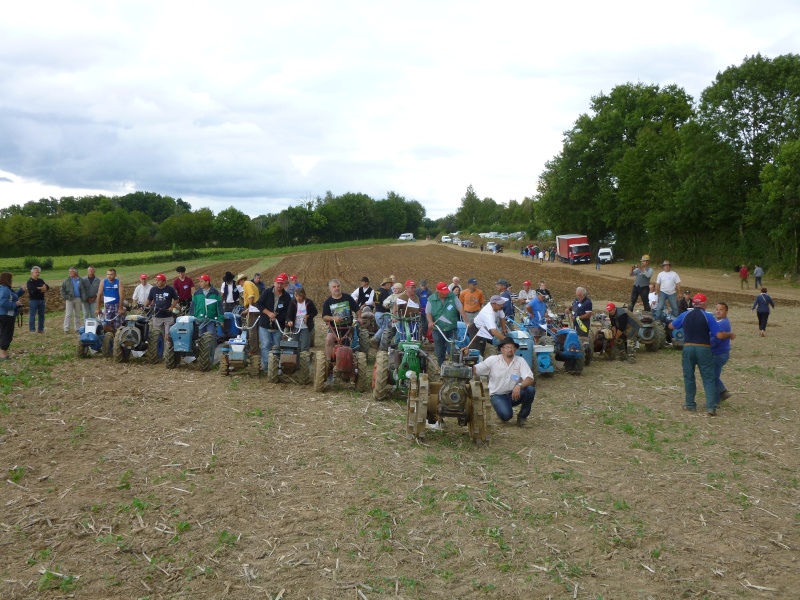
[398,233,415,241]
[597,247,613,263]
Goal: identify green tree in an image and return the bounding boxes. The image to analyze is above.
[758,139,800,276]
[213,207,253,247]
[455,185,481,230]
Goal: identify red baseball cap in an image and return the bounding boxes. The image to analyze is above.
[155,273,167,281]
[198,274,211,282]
[139,274,148,280]
[435,282,449,293]
[289,274,298,280]
[274,274,288,283]
[405,280,415,287]
[523,280,531,286]
[606,302,616,312]
[692,293,707,304]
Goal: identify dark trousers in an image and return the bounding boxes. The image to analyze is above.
[757,312,769,331]
[29,299,45,332]
[0,314,15,350]
[490,386,536,421]
[466,323,489,355]
[630,285,651,312]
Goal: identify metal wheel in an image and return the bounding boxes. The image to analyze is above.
[298,351,311,385]
[145,328,163,364]
[313,350,327,392]
[415,374,430,439]
[406,372,425,439]
[372,351,390,400]
[468,380,490,444]
[354,351,368,392]
[197,332,214,372]
[266,351,280,383]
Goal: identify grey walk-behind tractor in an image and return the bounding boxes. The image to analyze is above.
[76,316,113,359]
[372,314,438,400]
[313,319,369,392]
[111,306,164,364]
[406,324,490,444]
[219,307,262,376]
[165,316,217,372]
[265,323,312,384]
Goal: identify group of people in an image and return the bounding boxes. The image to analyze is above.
[520,245,556,262]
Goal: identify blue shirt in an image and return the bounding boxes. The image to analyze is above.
[418,288,429,313]
[526,297,547,328]
[711,317,731,355]
[501,290,513,318]
[671,308,719,345]
[71,277,82,298]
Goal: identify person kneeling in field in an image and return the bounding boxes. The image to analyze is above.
[474,336,535,427]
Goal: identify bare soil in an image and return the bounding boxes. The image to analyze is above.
[2,243,798,599]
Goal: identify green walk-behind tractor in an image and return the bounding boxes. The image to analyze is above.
[406,325,490,444]
[372,315,438,400]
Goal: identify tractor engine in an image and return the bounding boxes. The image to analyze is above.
[437,363,472,424]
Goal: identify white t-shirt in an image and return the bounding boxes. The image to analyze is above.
[296,300,308,329]
[474,354,534,396]
[656,271,681,295]
[517,289,534,303]
[473,302,503,340]
[132,283,152,306]
[648,291,658,306]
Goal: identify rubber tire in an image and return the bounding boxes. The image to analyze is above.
[655,322,667,350]
[101,333,114,358]
[425,353,440,382]
[112,329,129,363]
[372,351,390,400]
[76,337,88,359]
[164,337,178,369]
[583,340,593,366]
[645,323,664,353]
[197,332,214,372]
[298,351,311,385]
[145,328,163,364]
[355,351,368,392]
[247,352,261,376]
[313,350,327,392]
[219,353,229,377]
[358,327,370,363]
[266,352,280,383]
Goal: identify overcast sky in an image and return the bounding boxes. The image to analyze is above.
[1,1,799,220]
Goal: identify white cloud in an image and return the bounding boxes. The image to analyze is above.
[1,0,800,220]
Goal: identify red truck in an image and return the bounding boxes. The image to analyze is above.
[556,234,591,264]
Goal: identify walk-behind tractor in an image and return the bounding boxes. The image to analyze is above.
[313,321,368,392]
[636,310,666,352]
[219,309,261,376]
[372,315,438,400]
[111,308,163,364]
[76,317,112,358]
[663,313,684,348]
[406,326,490,443]
[505,309,555,383]
[165,316,216,372]
[543,311,588,374]
[266,324,312,384]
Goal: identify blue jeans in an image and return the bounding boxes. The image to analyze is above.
[29,299,46,332]
[372,312,390,341]
[432,328,456,367]
[713,351,729,407]
[654,292,679,320]
[681,345,716,411]
[259,327,281,368]
[490,386,536,421]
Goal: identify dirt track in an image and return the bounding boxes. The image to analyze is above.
[1,243,798,599]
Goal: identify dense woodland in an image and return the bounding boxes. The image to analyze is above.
[2,54,799,275]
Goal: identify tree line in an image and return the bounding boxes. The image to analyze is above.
[0,190,427,257]
[534,53,800,277]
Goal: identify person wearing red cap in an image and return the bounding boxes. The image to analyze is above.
[605,302,640,361]
[287,274,300,298]
[426,281,469,366]
[132,274,153,308]
[516,280,534,305]
[191,274,225,339]
[669,293,731,416]
[255,274,292,370]
[146,274,180,336]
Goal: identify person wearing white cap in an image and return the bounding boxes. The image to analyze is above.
[467,295,508,356]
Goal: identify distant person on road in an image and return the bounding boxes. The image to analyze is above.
[60,267,85,333]
[26,266,50,333]
[0,272,23,359]
[711,302,736,408]
[753,264,764,288]
[629,255,653,311]
[739,264,749,289]
[460,278,484,324]
[173,266,194,313]
[80,266,100,319]
[97,268,125,329]
[751,287,775,337]
[474,337,536,427]
[654,260,681,320]
[146,274,180,337]
[131,274,153,308]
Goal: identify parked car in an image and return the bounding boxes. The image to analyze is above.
[440,235,452,243]
[597,247,614,263]
[452,237,462,245]
[486,242,503,253]
[461,240,474,248]
[398,233,415,241]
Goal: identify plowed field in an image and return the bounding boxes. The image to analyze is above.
[2,242,798,599]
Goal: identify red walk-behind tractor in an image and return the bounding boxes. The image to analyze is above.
[313,320,368,392]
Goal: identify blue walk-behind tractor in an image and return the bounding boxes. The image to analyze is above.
[219,308,261,376]
[76,317,113,359]
[165,316,216,372]
[505,309,556,382]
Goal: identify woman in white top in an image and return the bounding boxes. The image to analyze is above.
[285,287,318,351]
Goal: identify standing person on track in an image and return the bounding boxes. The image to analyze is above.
[173,266,194,314]
[426,282,469,366]
[252,273,266,295]
[191,274,225,338]
[285,286,318,352]
[321,278,361,365]
[460,278,484,324]
[474,337,536,427]
[739,264,749,289]
[238,274,261,358]
[146,274,180,337]
[654,260,682,320]
[571,287,593,338]
[60,267,85,334]
[0,272,23,359]
[220,271,239,313]
[711,302,736,408]
[255,274,292,369]
[516,280,534,306]
[27,266,50,334]
[753,265,764,288]
[751,287,775,337]
[417,279,430,341]
[370,278,393,348]
[97,268,125,329]
[467,295,508,357]
[495,279,514,320]
[629,255,653,312]
[131,274,153,309]
[80,266,101,319]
